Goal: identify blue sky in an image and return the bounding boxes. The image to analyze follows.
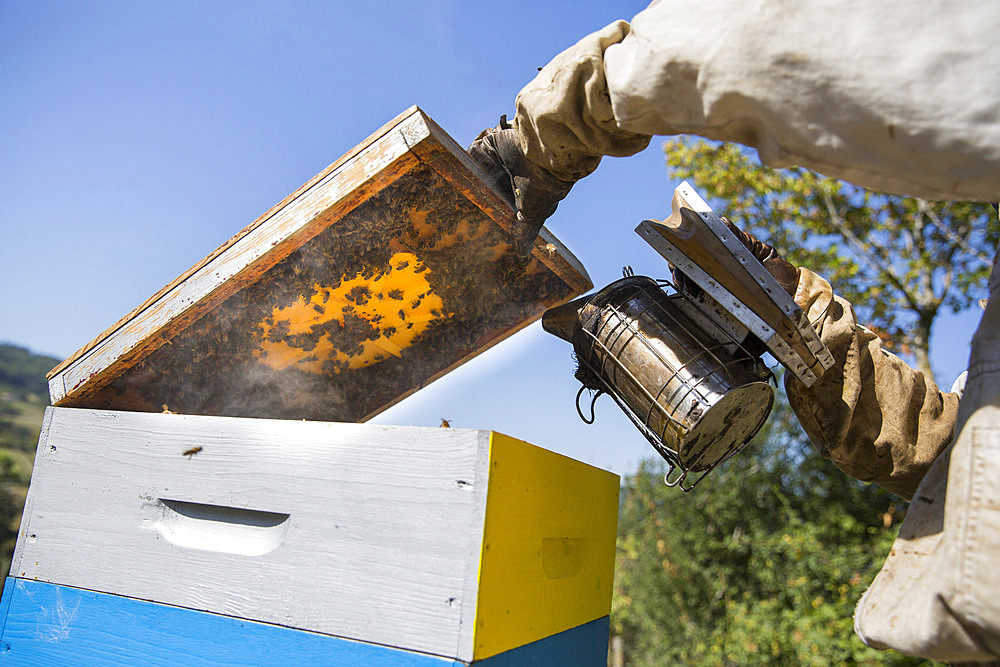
[0,1,982,475]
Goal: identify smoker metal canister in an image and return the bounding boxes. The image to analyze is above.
[544,276,774,474]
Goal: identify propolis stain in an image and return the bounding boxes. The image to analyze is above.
[254,252,450,374]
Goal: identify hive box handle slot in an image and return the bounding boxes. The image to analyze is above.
[145,498,291,557]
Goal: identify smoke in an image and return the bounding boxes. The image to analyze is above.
[73,162,580,425]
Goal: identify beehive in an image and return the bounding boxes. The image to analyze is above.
[3,407,619,665]
[13,109,611,665]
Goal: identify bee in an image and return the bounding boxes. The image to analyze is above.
[161,404,176,414]
[440,419,451,428]
[182,446,203,459]
[543,243,557,257]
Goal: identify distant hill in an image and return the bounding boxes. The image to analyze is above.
[0,344,58,580]
[0,343,58,452]
[0,343,61,399]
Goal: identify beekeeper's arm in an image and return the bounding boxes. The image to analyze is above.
[715,226,958,499]
[783,268,959,499]
[469,1,1000,249]
[467,1,991,496]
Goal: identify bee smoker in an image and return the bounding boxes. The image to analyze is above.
[544,182,834,490]
[543,272,775,490]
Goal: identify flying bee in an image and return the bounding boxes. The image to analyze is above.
[182,446,203,459]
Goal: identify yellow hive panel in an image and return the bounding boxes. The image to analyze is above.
[473,432,620,660]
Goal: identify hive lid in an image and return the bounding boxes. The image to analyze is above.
[47,107,591,421]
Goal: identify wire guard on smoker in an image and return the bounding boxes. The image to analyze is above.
[542,274,774,491]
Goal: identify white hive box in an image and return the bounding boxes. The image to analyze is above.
[5,407,619,664]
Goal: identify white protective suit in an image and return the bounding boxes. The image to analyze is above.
[505,0,1000,661]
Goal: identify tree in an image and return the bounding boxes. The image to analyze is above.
[0,451,27,582]
[612,396,927,665]
[662,139,998,379]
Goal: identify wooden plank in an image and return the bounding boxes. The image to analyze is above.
[13,407,491,659]
[47,108,592,421]
[0,579,608,666]
[0,578,461,666]
[49,111,427,407]
[472,433,620,661]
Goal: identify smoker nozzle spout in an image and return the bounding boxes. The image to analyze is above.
[541,294,593,343]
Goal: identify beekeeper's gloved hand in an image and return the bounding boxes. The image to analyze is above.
[467,116,577,256]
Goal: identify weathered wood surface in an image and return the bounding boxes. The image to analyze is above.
[0,578,609,666]
[12,407,619,662]
[48,107,591,421]
[14,407,491,659]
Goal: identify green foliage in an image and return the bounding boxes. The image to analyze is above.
[0,343,60,398]
[663,139,997,378]
[612,396,934,665]
[0,485,22,583]
[0,393,49,452]
[0,448,30,582]
[0,344,55,581]
[0,344,53,451]
[0,417,39,452]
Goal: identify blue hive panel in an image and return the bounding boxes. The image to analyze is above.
[0,579,609,666]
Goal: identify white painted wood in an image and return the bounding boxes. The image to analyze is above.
[47,374,66,404]
[457,430,491,663]
[14,407,492,661]
[53,111,430,403]
[10,407,54,573]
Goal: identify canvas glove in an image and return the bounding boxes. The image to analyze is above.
[467,116,576,256]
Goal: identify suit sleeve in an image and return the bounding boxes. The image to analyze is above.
[783,268,959,499]
[512,2,1000,201]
